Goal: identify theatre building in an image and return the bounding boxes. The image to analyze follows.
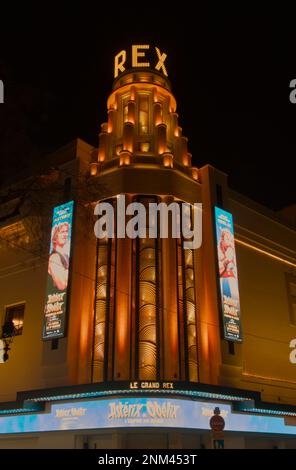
[0,45,296,449]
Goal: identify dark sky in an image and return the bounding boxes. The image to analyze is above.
[0,6,295,210]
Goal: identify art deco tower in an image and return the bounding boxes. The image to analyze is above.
[90,46,201,384]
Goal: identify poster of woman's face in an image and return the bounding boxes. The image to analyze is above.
[43,201,74,340]
[218,228,237,279]
[215,207,242,342]
[51,222,70,256]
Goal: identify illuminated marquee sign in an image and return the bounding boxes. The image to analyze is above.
[114,45,168,78]
[108,400,180,421]
[42,201,74,340]
[214,207,242,342]
[1,397,296,435]
[130,381,174,390]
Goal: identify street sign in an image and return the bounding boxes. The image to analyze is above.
[210,407,225,449]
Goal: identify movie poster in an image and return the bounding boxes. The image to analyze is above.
[42,201,74,340]
[215,207,242,342]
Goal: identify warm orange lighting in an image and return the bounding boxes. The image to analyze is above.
[155,47,168,77]
[123,122,134,153]
[153,102,162,126]
[107,82,176,113]
[132,45,150,68]
[117,298,128,353]
[119,150,131,166]
[201,320,210,363]
[140,142,150,152]
[155,116,162,126]
[107,109,115,133]
[114,49,126,78]
[235,238,296,268]
[182,153,190,167]
[92,238,109,382]
[191,167,199,181]
[98,131,108,162]
[127,100,136,124]
[116,144,123,156]
[157,123,167,155]
[175,126,182,137]
[90,162,98,176]
[114,236,132,380]
[163,153,173,168]
[130,86,136,101]
[169,112,178,139]
[113,95,118,111]
[79,309,90,357]
[12,318,23,331]
[98,148,105,162]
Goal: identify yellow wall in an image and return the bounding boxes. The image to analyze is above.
[239,243,296,399]
[0,140,96,401]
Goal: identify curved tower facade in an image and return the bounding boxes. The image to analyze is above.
[90,51,200,384]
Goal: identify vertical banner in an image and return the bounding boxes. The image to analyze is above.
[214,207,242,342]
[42,201,74,340]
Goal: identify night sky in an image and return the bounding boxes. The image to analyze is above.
[0,6,295,210]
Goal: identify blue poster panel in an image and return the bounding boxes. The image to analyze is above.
[42,201,74,340]
[215,207,242,342]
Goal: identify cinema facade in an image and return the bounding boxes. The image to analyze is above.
[0,45,296,449]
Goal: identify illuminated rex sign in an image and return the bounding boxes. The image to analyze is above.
[114,45,168,78]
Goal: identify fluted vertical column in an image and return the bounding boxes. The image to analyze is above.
[162,198,179,380]
[184,246,198,382]
[136,198,159,380]
[108,108,116,133]
[98,130,108,162]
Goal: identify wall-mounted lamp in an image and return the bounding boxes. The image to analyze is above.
[1,319,16,362]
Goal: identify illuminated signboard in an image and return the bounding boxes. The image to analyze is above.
[129,381,174,390]
[214,207,242,342]
[114,45,168,78]
[42,201,74,340]
[0,397,296,435]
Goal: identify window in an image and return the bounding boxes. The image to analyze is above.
[4,303,25,336]
[139,95,149,135]
[286,273,296,325]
